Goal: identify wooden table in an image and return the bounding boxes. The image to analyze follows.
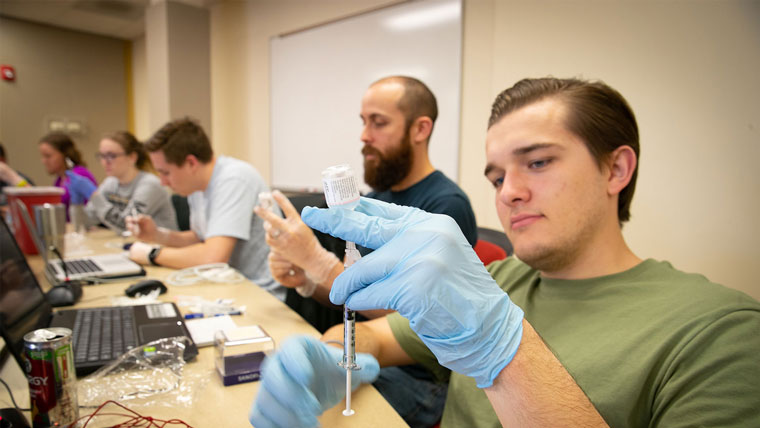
[0,229,408,427]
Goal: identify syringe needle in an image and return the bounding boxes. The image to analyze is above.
[344,368,354,416]
[341,241,361,416]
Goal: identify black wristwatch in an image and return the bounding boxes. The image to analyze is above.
[148,246,163,266]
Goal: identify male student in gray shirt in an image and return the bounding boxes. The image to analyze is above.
[127,117,283,299]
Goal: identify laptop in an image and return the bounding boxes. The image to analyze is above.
[12,198,144,284]
[0,216,198,376]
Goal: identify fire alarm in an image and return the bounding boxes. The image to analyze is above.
[1,65,16,81]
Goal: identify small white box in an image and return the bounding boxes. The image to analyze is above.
[214,326,275,386]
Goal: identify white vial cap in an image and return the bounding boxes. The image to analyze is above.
[322,164,360,210]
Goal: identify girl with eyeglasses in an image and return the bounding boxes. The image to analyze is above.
[84,131,177,232]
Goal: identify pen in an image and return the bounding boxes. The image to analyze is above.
[184,311,242,319]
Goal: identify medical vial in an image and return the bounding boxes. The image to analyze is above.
[321,164,360,210]
[257,192,275,212]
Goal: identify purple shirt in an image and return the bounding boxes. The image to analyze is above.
[54,165,97,213]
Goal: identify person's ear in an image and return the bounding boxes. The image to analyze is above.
[409,117,433,145]
[607,145,637,196]
[184,154,199,169]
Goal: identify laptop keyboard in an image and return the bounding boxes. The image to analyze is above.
[61,259,103,275]
[72,307,137,364]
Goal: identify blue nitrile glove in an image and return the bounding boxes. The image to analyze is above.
[65,171,96,205]
[302,197,524,388]
[249,335,380,428]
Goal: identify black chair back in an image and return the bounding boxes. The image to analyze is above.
[171,194,190,231]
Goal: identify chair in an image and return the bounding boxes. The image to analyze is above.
[474,239,507,265]
[282,190,327,216]
[473,226,512,265]
[171,194,190,231]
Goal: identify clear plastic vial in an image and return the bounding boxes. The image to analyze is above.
[321,164,360,210]
[257,192,275,212]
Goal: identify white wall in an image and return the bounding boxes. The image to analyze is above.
[146,0,759,299]
[131,35,150,140]
[459,0,760,299]
[210,0,404,180]
[144,1,211,134]
[269,0,462,192]
[209,0,250,163]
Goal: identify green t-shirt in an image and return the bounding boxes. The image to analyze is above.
[387,258,760,427]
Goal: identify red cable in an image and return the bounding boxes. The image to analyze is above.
[76,400,193,428]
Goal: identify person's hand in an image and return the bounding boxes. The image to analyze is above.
[65,171,96,205]
[0,162,13,181]
[268,251,307,288]
[125,214,169,243]
[249,336,379,428]
[125,214,153,240]
[129,241,157,265]
[0,162,24,185]
[254,190,340,285]
[302,197,524,388]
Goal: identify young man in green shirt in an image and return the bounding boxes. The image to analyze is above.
[249,78,760,427]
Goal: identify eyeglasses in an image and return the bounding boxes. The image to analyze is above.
[95,152,126,162]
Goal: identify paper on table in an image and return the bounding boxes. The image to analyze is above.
[185,315,238,347]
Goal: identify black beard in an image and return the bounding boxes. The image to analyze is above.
[363,133,413,192]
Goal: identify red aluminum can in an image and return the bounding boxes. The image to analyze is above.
[23,327,79,427]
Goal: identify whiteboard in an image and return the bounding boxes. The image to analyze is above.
[270,0,462,193]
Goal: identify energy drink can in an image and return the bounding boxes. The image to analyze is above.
[23,327,79,427]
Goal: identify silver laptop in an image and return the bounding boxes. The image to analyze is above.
[46,252,145,283]
[0,215,197,376]
[13,199,144,284]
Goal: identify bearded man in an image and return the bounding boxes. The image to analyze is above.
[254,76,478,427]
[358,76,477,245]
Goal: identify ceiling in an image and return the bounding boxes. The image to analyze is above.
[0,0,208,40]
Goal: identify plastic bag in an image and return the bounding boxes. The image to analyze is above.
[77,336,210,409]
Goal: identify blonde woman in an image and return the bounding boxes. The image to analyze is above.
[85,131,177,232]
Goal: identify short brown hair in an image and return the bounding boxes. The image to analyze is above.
[144,118,213,165]
[489,77,640,224]
[372,76,438,138]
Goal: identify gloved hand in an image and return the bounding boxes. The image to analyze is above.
[254,190,341,285]
[65,171,96,205]
[249,335,379,428]
[302,197,524,388]
[128,241,157,265]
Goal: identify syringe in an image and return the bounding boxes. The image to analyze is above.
[339,241,362,416]
[320,164,362,417]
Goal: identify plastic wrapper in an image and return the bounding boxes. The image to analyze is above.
[77,336,210,409]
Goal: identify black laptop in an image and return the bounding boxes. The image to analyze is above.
[0,216,198,376]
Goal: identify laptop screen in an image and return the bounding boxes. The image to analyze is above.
[0,215,51,363]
